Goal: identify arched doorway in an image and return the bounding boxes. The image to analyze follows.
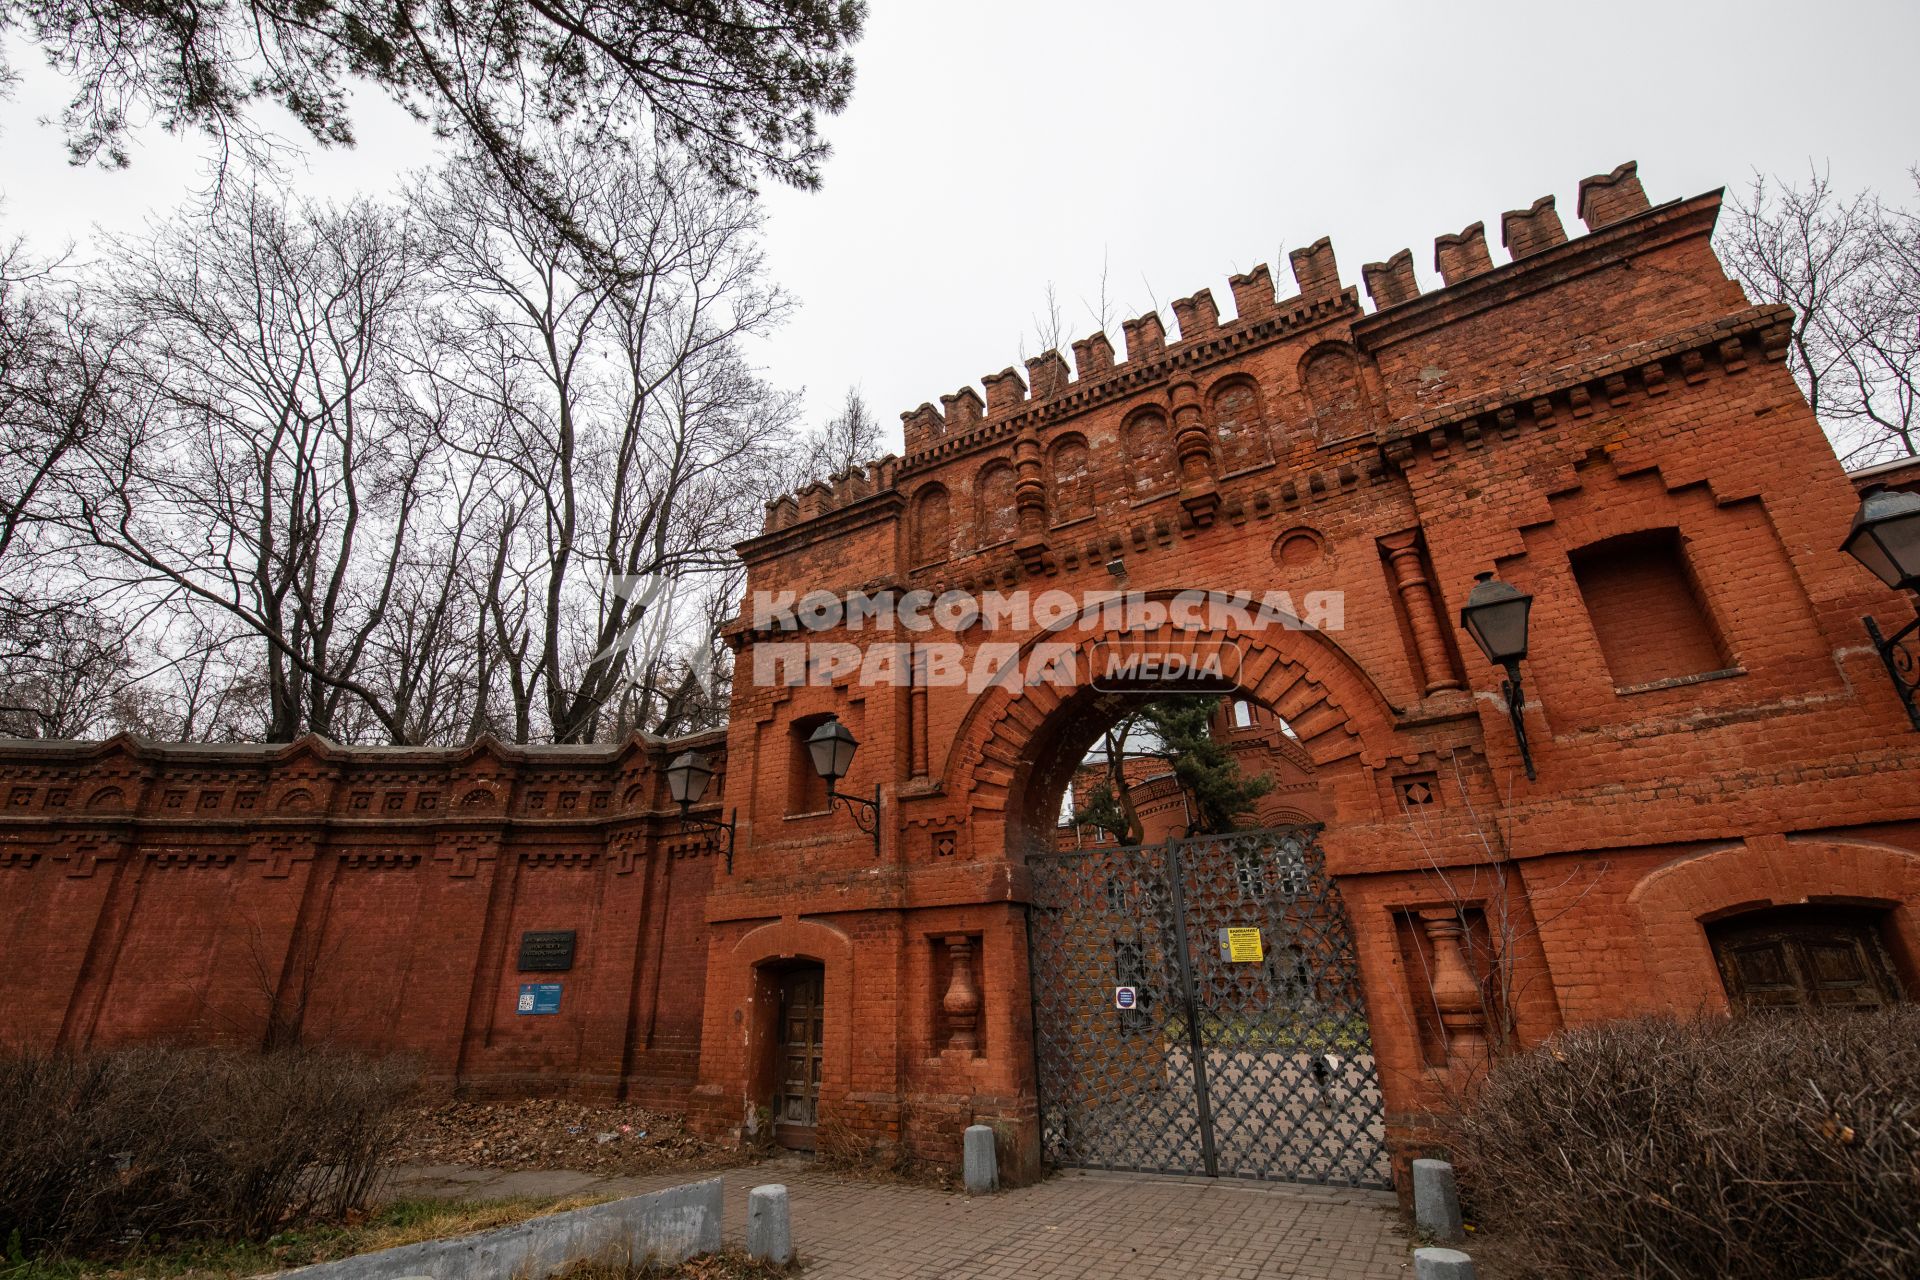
[1016,676,1391,1186]
[747,958,826,1150]
[1709,906,1904,1013]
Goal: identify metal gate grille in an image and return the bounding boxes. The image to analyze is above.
[1026,825,1391,1186]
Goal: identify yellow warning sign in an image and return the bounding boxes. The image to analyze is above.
[1224,927,1264,963]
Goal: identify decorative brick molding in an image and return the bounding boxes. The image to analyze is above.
[1628,836,1920,1014]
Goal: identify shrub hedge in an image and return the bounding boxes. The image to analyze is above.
[1449,1010,1920,1279]
[0,1047,415,1257]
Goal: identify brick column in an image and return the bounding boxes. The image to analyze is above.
[1012,426,1050,571]
[1171,379,1221,525]
[1382,531,1463,695]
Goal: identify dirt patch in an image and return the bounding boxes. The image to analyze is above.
[392,1099,749,1177]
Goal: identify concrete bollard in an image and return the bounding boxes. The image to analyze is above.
[1412,1158,1464,1243]
[746,1183,792,1266]
[1414,1246,1478,1279]
[963,1124,999,1193]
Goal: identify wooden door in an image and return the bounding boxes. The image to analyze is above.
[1710,908,1903,1013]
[774,967,824,1150]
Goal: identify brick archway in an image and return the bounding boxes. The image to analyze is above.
[938,598,1409,858]
[1628,835,1920,1014]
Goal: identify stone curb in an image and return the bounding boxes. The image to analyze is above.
[268,1177,724,1280]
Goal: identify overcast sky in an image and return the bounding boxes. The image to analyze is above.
[4,1,1916,457]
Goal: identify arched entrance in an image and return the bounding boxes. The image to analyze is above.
[998,631,1395,1187]
[1709,906,1904,1013]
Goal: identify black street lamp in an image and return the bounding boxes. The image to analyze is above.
[1840,484,1920,731]
[806,719,882,854]
[665,750,736,872]
[1459,571,1537,781]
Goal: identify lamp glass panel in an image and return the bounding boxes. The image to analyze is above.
[1847,525,1900,587]
[807,721,857,782]
[667,751,712,805]
[1872,510,1920,588]
[1467,597,1531,663]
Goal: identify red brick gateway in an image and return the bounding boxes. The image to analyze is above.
[5,160,1920,1191]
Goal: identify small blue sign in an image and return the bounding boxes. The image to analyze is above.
[517,982,562,1015]
[1114,985,1137,1010]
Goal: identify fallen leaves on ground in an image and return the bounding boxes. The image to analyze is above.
[392,1098,749,1176]
[555,1249,798,1279]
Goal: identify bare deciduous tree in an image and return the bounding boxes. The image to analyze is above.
[794,385,883,481]
[0,601,135,737]
[0,232,147,737]
[73,192,445,741]
[420,136,797,743]
[1719,168,1920,465]
[3,130,834,747]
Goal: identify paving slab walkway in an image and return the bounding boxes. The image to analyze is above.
[388,1157,1409,1279]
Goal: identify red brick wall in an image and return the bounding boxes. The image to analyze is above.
[0,735,725,1105]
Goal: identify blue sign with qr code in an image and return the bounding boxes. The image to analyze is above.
[517,982,562,1015]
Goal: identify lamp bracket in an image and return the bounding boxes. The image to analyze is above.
[828,783,884,855]
[1864,611,1920,733]
[1500,660,1538,782]
[677,807,737,874]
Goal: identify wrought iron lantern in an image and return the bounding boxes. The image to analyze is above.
[806,719,882,853]
[665,750,736,872]
[1840,484,1920,731]
[1458,571,1537,780]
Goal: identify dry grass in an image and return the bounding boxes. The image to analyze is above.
[393,1100,740,1177]
[0,1194,614,1280]
[810,1119,955,1191]
[350,1194,614,1251]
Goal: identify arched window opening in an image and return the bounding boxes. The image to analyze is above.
[1709,906,1904,1013]
[1209,378,1271,474]
[1049,435,1094,523]
[975,463,1018,548]
[1122,409,1176,498]
[1301,346,1374,443]
[909,484,950,567]
[787,713,836,815]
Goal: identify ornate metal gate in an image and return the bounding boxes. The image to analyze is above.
[1026,825,1391,1186]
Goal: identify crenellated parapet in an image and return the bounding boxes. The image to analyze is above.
[893,241,1356,460]
[770,160,1676,539]
[1433,223,1494,287]
[762,455,900,533]
[1360,159,1661,312]
[1501,195,1567,260]
[1577,161,1651,231]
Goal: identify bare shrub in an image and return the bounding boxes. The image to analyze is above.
[0,1047,417,1257]
[1448,1011,1920,1279]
